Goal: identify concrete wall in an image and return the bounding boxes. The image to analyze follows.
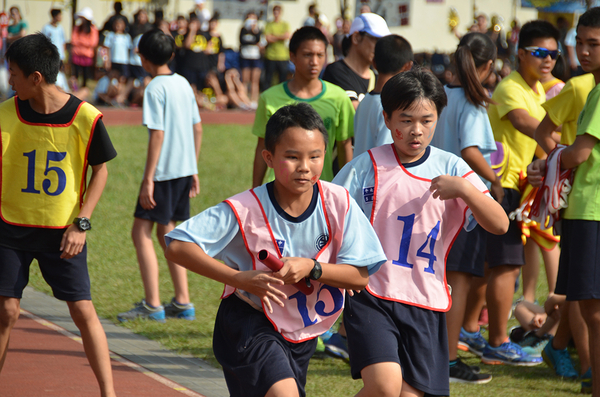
[13,0,538,54]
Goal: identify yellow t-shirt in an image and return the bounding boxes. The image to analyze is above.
[488,71,546,191]
[542,73,596,146]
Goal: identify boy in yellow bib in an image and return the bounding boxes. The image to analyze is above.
[0,34,117,396]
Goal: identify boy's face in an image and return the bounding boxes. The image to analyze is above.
[8,61,36,100]
[576,26,600,73]
[354,32,378,64]
[263,126,326,198]
[384,98,438,164]
[290,39,326,82]
[518,37,559,81]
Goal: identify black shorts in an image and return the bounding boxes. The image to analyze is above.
[111,62,130,78]
[556,219,600,300]
[486,188,525,267]
[240,58,262,70]
[0,245,90,301]
[446,224,487,277]
[212,294,317,397]
[344,290,450,396]
[134,176,192,225]
[130,65,148,80]
[182,68,208,88]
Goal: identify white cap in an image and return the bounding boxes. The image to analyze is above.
[348,13,390,38]
[195,0,205,4]
[76,7,94,23]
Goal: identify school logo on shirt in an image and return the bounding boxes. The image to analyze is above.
[315,234,329,251]
[323,117,333,131]
[363,187,374,203]
[276,239,286,255]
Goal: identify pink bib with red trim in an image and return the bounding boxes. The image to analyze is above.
[367,144,483,312]
[224,181,349,342]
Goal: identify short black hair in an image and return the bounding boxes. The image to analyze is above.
[50,9,61,18]
[138,29,175,66]
[381,68,447,117]
[374,34,413,75]
[289,26,328,54]
[265,103,328,153]
[6,33,60,84]
[578,7,600,30]
[518,20,560,49]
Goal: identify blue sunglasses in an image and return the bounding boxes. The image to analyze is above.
[524,46,561,60]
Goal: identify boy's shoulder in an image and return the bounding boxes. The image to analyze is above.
[146,73,192,93]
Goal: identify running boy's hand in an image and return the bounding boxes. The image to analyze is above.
[60,224,86,259]
[139,179,157,209]
[527,159,547,188]
[189,174,200,198]
[276,257,314,284]
[430,175,471,200]
[234,270,287,313]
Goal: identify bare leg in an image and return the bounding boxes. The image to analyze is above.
[522,240,540,303]
[250,67,261,104]
[570,301,592,375]
[463,266,489,333]
[541,245,560,295]
[446,271,472,360]
[0,297,20,372]
[265,378,300,397]
[487,265,520,346]
[67,300,116,397]
[156,222,189,305]
[356,362,405,397]
[579,299,600,397]
[131,218,161,307]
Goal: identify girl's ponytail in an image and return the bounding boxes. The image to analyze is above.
[454,32,496,107]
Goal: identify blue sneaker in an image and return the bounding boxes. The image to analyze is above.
[458,327,488,357]
[117,300,165,323]
[581,367,592,394]
[324,333,349,361]
[164,298,195,320]
[518,332,550,357]
[541,337,578,379]
[482,340,543,366]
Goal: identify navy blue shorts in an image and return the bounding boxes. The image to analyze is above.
[182,68,208,89]
[134,176,192,225]
[240,58,262,70]
[344,290,450,396]
[446,224,487,277]
[486,188,525,267]
[111,62,130,78]
[213,294,317,397]
[556,219,600,300]
[0,244,91,301]
[130,65,148,80]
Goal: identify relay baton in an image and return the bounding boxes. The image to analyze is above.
[257,250,314,295]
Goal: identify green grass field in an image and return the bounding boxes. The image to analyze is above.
[28,124,585,396]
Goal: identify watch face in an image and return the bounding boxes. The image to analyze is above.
[77,218,91,231]
[311,260,322,280]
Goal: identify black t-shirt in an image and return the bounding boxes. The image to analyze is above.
[0,95,117,252]
[322,60,371,103]
[204,32,223,72]
[183,31,209,71]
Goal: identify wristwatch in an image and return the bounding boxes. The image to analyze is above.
[308,259,322,280]
[73,217,92,232]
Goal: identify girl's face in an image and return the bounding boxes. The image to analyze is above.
[384,98,438,164]
[114,19,126,33]
[10,8,20,22]
[138,11,148,24]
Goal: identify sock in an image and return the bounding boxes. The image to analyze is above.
[449,359,458,367]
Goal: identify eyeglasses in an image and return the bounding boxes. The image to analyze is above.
[524,46,561,60]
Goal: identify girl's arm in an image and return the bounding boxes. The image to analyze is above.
[461,146,504,202]
[430,175,509,235]
[165,240,287,313]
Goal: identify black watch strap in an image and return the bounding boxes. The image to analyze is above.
[308,259,322,280]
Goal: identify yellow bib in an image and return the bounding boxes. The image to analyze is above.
[0,98,101,228]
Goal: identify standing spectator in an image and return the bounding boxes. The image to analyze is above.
[42,9,66,63]
[103,17,133,83]
[194,0,211,32]
[203,15,228,110]
[332,17,350,61]
[171,15,189,74]
[239,11,263,108]
[565,26,584,76]
[322,13,390,109]
[303,3,317,26]
[130,9,153,39]
[71,7,99,88]
[101,1,129,36]
[182,16,210,106]
[6,6,27,46]
[263,5,290,89]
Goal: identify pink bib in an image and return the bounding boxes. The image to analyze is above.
[225,181,349,342]
[367,145,484,311]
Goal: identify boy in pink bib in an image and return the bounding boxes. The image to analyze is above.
[333,69,509,396]
[165,103,386,397]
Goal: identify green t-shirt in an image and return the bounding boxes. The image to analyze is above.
[563,82,600,221]
[252,80,355,183]
[264,20,290,61]
[488,71,546,191]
